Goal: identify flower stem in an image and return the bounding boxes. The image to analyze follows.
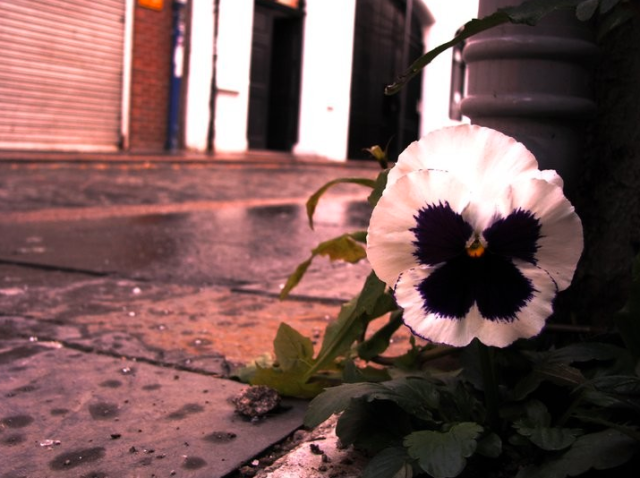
[475,339,500,431]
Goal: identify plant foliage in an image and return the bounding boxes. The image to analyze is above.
[237,1,640,475]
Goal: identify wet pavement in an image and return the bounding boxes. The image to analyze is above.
[0,157,386,477]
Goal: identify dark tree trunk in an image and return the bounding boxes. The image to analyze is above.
[571,13,640,326]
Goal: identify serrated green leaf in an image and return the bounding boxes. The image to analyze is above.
[305,377,440,428]
[306,177,376,230]
[385,377,441,422]
[575,0,599,20]
[363,447,413,478]
[358,309,403,361]
[516,429,639,478]
[304,382,388,427]
[524,399,552,428]
[273,323,315,372]
[404,423,483,478]
[513,400,582,451]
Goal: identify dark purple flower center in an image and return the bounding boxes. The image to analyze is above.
[410,203,541,322]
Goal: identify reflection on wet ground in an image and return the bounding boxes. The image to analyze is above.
[0,199,372,286]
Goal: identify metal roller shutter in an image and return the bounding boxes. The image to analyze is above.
[0,0,125,151]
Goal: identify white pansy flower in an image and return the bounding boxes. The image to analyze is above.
[367,125,583,348]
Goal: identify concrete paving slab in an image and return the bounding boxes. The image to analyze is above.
[0,270,345,368]
[0,338,306,478]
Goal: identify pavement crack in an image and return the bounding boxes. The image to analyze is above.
[0,259,112,277]
[6,330,231,378]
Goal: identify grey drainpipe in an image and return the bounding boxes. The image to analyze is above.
[461,0,597,197]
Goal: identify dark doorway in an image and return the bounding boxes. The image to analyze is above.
[348,0,424,160]
[247,1,303,151]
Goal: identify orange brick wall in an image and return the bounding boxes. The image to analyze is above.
[129,3,173,151]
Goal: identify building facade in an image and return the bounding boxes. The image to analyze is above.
[0,0,478,160]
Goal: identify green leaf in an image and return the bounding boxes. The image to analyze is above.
[304,381,388,428]
[599,0,621,14]
[279,232,367,299]
[358,309,404,361]
[404,423,483,478]
[548,342,626,364]
[336,399,412,451]
[303,272,394,380]
[385,0,582,95]
[576,0,599,20]
[273,323,315,372]
[278,258,312,300]
[342,359,392,383]
[232,352,274,383]
[250,365,325,399]
[476,432,502,458]
[514,400,582,451]
[501,0,583,24]
[306,177,376,230]
[581,374,640,412]
[248,323,325,399]
[363,447,414,478]
[596,3,636,40]
[516,429,639,478]
[305,376,440,428]
[535,362,586,387]
[312,232,367,262]
[385,377,441,422]
[367,169,389,207]
[515,425,582,451]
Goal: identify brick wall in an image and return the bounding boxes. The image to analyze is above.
[128,3,173,151]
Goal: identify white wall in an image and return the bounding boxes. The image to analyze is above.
[419,0,479,136]
[293,0,357,161]
[213,0,254,153]
[184,0,215,151]
[182,0,479,156]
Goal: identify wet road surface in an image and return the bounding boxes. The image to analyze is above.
[0,159,399,477]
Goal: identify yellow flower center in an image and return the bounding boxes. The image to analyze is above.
[466,238,485,258]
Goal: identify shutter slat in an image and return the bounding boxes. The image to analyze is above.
[0,0,125,150]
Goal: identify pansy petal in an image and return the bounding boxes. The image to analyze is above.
[537,169,564,189]
[387,125,539,199]
[396,261,557,347]
[367,169,470,287]
[505,178,583,291]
